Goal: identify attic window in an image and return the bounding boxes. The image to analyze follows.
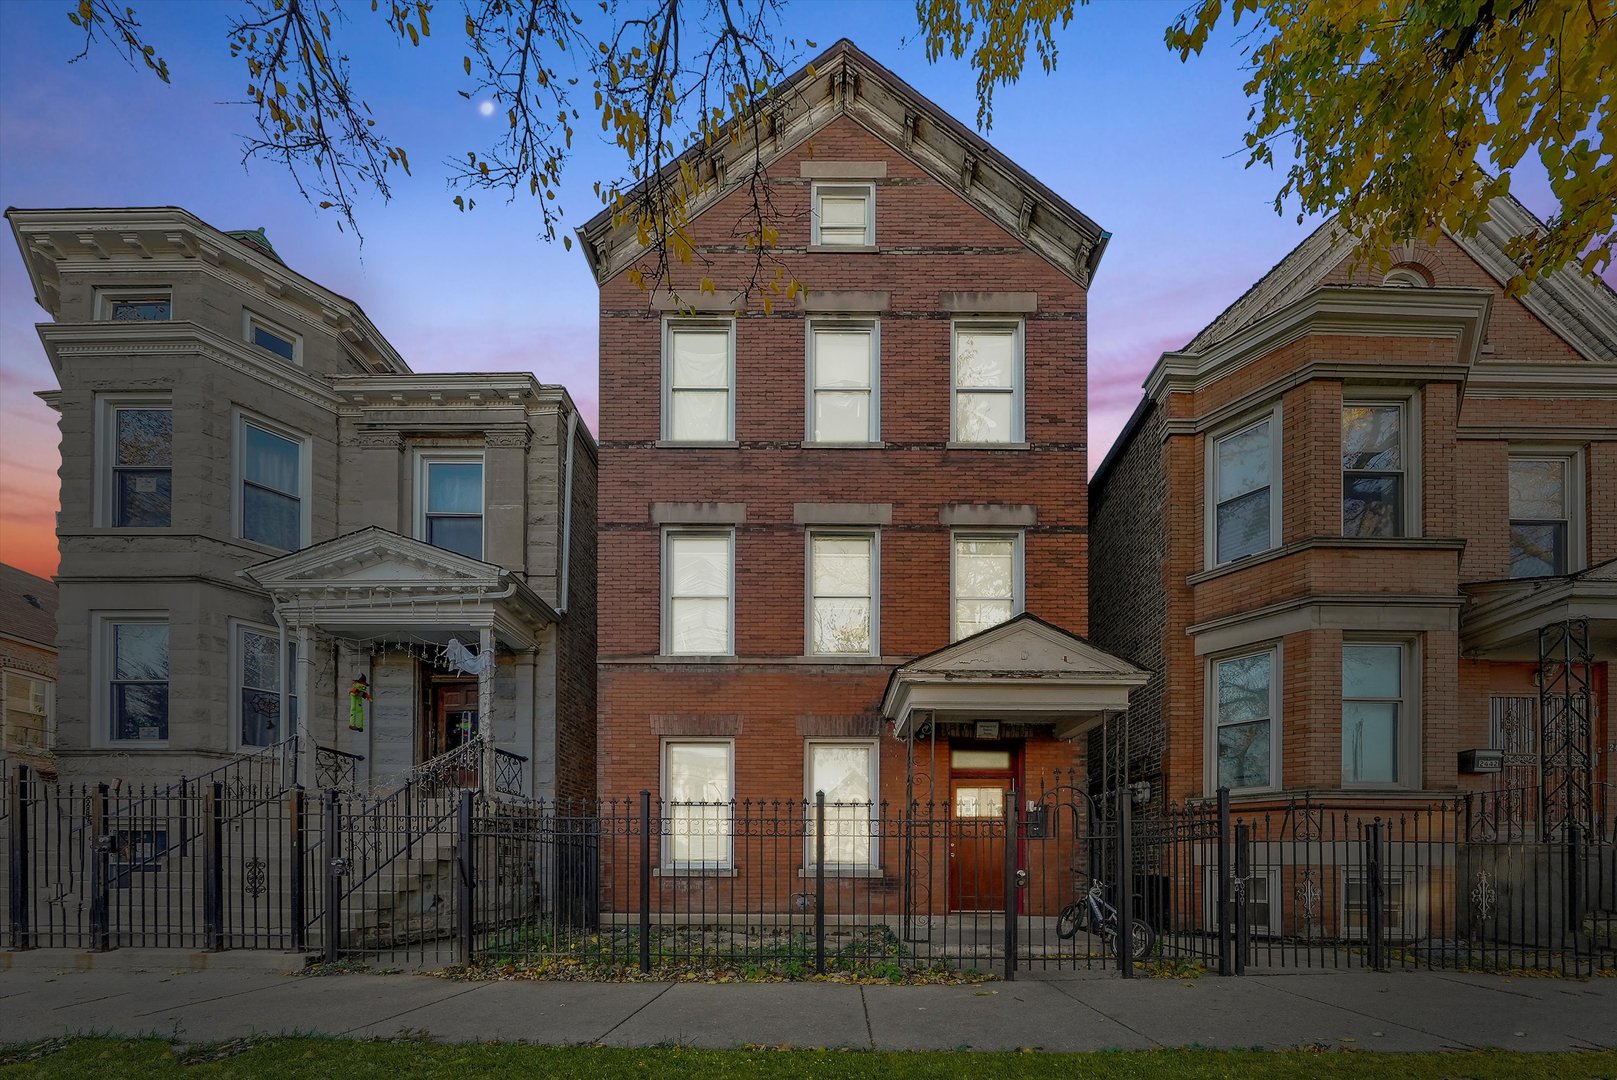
[98,289,172,321]
[244,311,302,364]
[24,594,42,609]
[812,183,875,247]
[1382,267,1430,288]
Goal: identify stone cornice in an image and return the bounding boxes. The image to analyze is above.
[37,321,344,412]
[1157,360,1469,439]
[576,39,1108,288]
[1460,362,1617,400]
[4,206,411,374]
[1144,286,1492,404]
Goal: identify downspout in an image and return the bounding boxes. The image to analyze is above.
[555,405,578,616]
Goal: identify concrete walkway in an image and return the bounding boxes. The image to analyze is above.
[2,950,1614,1053]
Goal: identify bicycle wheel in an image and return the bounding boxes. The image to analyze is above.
[1055,902,1086,940]
[1105,918,1157,962]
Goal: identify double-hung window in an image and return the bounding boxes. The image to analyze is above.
[239,417,305,551]
[664,322,734,442]
[1212,649,1276,791]
[1211,415,1276,564]
[238,625,297,748]
[1509,456,1572,577]
[952,533,1019,641]
[665,530,733,655]
[806,741,878,868]
[663,740,733,869]
[1342,403,1406,537]
[419,455,485,559]
[107,620,169,743]
[1342,643,1407,786]
[809,532,876,655]
[2,671,54,754]
[107,401,173,527]
[808,322,877,443]
[951,323,1021,444]
[812,183,874,246]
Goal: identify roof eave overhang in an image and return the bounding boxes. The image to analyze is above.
[884,670,1149,740]
[4,206,411,375]
[1460,576,1617,655]
[576,40,1107,288]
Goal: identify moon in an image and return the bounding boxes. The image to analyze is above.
[478,101,495,117]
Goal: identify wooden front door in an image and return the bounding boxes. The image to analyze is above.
[424,680,479,763]
[948,778,1012,911]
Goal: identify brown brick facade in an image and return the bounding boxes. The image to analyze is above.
[1092,227,1617,815]
[594,91,1106,908]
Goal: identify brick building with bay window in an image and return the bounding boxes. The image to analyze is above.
[1089,198,1617,838]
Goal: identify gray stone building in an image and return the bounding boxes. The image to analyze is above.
[5,207,597,800]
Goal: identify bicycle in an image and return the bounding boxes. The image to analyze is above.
[1055,877,1156,961]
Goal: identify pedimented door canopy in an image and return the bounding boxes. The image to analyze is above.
[239,526,556,649]
[1460,558,1617,661]
[881,613,1150,741]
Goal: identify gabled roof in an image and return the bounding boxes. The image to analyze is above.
[880,613,1150,739]
[243,526,512,590]
[1183,195,1617,361]
[0,562,57,649]
[577,39,1110,287]
[239,527,558,636]
[890,612,1149,680]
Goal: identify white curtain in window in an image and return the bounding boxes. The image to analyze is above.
[953,538,1014,639]
[808,744,875,865]
[669,329,730,440]
[811,536,872,653]
[667,742,732,865]
[669,535,731,653]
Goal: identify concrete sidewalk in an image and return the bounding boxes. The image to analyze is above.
[2,950,1614,1053]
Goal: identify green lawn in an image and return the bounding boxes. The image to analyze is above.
[1,1040,1613,1079]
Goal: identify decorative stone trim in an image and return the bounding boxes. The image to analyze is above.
[940,292,1037,313]
[799,161,887,178]
[798,290,889,313]
[938,504,1037,527]
[649,289,745,313]
[650,714,742,736]
[650,502,746,525]
[796,714,882,738]
[793,502,892,525]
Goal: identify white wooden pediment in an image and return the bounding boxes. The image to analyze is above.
[902,614,1146,679]
[244,527,499,590]
[1583,559,1617,583]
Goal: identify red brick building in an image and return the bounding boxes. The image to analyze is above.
[1090,198,1617,840]
[583,41,1145,912]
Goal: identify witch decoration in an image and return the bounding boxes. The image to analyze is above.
[348,674,371,731]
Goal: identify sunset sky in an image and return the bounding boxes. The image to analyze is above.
[0,0,1574,580]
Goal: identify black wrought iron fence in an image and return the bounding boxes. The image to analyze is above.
[7,760,1613,979]
[1140,785,1617,977]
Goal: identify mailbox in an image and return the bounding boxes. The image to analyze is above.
[1458,748,1504,774]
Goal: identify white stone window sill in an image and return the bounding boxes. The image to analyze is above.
[653,440,740,449]
[800,441,886,449]
[653,866,739,878]
[798,866,885,879]
[945,441,1031,451]
[807,244,880,254]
